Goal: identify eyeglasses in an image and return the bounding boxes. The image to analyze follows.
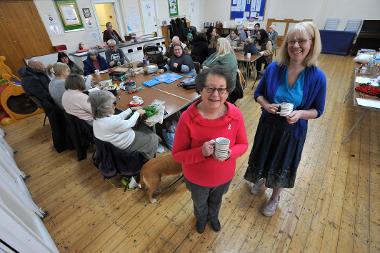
[203,86,228,95]
[288,38,311,46]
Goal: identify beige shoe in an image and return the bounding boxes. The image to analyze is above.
[250,178,266,195]
[261,196,280,217]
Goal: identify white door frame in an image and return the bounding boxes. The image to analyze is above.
[92,0,126,43]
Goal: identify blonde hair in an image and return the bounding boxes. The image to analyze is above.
[216,37,234,56]
[278,21,321,67]
[51,62,70,76]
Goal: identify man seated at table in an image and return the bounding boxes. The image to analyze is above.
[103,22,124,44]
[159,45,196,76]
[83,49,108,76]
[105,39,130,67]
[165,36,189,58]
[243,38,258,55]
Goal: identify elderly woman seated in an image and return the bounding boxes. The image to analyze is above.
[105,39,130,67]
[62,74,93,125]
[49,62,70,109]
[83,49,108,75]
[89,90,160,160]
[159,45,196,76]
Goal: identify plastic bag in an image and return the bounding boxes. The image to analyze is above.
[144,100,165,127]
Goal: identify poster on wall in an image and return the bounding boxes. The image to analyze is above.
[45,14,63,35]
[54,0,84,32]
[168,0,179,17]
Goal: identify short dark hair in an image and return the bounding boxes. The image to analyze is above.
[195,67,234,93]
[255,23,260,27]
[65,74,86,91]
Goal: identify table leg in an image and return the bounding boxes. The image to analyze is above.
[341,112,365,144]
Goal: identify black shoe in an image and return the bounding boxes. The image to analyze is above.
[209,218,221,232]
[196,220,206,234]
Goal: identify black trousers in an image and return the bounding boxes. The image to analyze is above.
[185,179,231,223]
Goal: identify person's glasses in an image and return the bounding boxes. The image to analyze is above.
[288,39,311,46]
[203,86,228,95]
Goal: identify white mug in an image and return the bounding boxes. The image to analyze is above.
[246,53,252,59]
[95,69,100,75]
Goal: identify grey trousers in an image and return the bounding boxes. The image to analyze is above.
[185,179,231,223]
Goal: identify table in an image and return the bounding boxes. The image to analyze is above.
[235,51,261,82]
[92,71,200,120]
[342,62,380,143]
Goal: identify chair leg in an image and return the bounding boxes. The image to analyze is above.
[43,114,47,126]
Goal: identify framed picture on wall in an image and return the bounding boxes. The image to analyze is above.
[54,0,84,32]
[168,0,179,17]
[82,8,91,18]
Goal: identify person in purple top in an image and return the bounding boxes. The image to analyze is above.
[244,21,327,217]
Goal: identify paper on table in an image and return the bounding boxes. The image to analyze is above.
[356,98,380,109]
[355,76,379,87]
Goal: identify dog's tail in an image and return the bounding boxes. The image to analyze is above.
[139,174,150,190]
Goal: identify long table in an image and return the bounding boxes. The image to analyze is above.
[92,71,200,120]
[235,51,261,82]
[342,60,380,143]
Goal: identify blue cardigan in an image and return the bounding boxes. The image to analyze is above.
[254,62,327,138]
[83,55,109,75]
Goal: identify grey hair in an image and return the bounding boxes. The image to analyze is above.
[88,48,98,56]
[107,39,117,46]
[195,66,234,93]
[88,90,116,119]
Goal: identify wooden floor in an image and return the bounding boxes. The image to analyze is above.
[4,54,380,253]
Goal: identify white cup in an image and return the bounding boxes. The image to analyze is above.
[95,69,100,75]
[246,53,252,59]
[278,102,294,117]
[214,137,230,159]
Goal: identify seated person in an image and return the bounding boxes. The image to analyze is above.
[243,38,258,55]
[237,25,249,41]
[268,25,278,50]
[49,62,70,109]
[226,30,243,51]
[103,22,124,44]
[202,38,238,89]
[105,39,130,67]
[206,26,220,55]
[57,52,83,75]
[165,36,189,58]
[251,23,260,39]
[62,74,93,125]
[89,90,160,160]
[18,60,53,107]
[83,49,108,76]
[76,42,88,53]
[191,33,209,64]
[159,45,196,76]
[254,29,273,76]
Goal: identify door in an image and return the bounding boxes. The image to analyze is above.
[140,0,158,35]
[94,3,120,33]
[0,0,53,74]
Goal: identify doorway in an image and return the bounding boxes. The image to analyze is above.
[94,2,121,36]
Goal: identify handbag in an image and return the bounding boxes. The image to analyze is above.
[178,77,196,89]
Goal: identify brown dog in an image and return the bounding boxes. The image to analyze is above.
[139,153,182,203]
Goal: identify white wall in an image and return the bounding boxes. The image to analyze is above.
[34,0,202,52]
[198,0,380,29]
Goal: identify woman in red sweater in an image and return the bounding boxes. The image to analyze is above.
[172,67,248,233]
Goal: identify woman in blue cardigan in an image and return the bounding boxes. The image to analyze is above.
[244,22,326,216]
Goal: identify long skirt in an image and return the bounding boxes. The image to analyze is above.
[244,114,307,188]
[124,124,160,160]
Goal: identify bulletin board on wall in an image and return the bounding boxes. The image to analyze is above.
[230,0,266,21]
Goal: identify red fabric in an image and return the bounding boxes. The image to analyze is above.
[355,85,380,96]
[172,101,248,187]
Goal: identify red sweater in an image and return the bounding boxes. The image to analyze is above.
[172,101,248,187]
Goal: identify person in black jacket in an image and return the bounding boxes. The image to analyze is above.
[57,51,83,75]
[191,33,209,64]
[19,60,69,152]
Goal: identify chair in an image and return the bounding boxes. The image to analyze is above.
[344,19,362,33]
[194,62,201,74]
[64,112,94,161]
[93,137,145,178]
[227,70,245,105]
[324,18,340,30]
[53,45,67,52]
[28,96,47,126]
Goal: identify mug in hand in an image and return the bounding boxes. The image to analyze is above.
[214,137,230,160]
[277,102,294,117]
